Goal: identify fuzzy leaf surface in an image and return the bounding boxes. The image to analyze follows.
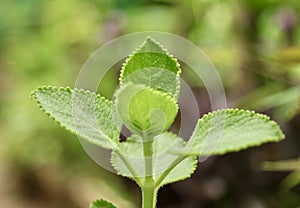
[112,133,197,186]
[187,109,285,155]
[90,199,117,208]
[120,37,181,99]
[114,83,178,136]
[32,87,120,149]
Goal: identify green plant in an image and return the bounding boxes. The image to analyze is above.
[263,157,300,190]
[31,37,285,208]
[262,158,300,207]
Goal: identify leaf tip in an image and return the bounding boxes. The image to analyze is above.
[90,199,117,208]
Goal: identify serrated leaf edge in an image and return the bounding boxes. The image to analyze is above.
[31,86,119,150]
[110,150,142,183]
[114,82,179,134]
[155,132,197,186]
[111,132,197,186]
[119,37,181,97]
[159,156,197,187]
[90,199,117,208]
[188,108,285,156]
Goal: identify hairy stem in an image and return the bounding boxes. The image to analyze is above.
[142,133,155,208]
[142,185,158,208]
[143,140,153,182]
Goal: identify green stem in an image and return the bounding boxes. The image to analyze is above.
[142,185,158,208]
[143,140,153,181]
[142,133,156,208]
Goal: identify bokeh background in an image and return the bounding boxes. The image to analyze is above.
[1,0,300,207]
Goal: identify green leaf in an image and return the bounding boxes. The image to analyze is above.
[119,36,181,99]
[114,82,178,136]
[112,133,197,186]
[187,109,285,155]
[238,85,300,121]
[32,86,120,149]
[90,199,117,208]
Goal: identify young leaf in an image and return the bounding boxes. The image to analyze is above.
[114,83,178,137]
[90,199,117,208]
[112,133,197,186]
[187,109,285,155]
[32,86,120,149]
[119,37,181,99]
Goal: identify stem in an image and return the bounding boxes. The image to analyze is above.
[142,185,158,208]
[140,133,188,207]
[143,140,153,181]
[142,133,155,208]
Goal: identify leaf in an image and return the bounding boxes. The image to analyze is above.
[90,199,117,208]
[112,133,197,186]
[32,86,120,149]
[187,109,285,155]
[237,84,300,121]
[114,82,178,136]
[237,82,285,109]
[275,46,300,63]
[119,36,181,99]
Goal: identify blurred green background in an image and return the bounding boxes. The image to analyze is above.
[1,0,300,207]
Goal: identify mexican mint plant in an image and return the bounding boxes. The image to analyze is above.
[32,37,285,208]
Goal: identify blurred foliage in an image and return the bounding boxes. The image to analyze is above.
[263,158,300,208]
[0,0,300,207]
[264,158,300,190]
